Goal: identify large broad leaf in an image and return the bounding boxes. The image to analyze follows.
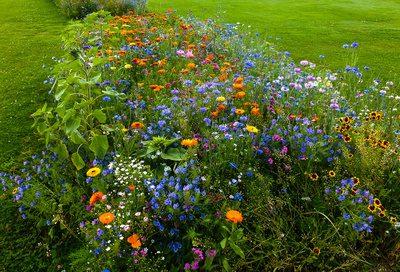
[66,117,81,135]
[161,148,185,161]
[71,152,85,170]
[89,135,109,158]
[62,108,76,123]
[103,87,127,99]
[71,131,87,145]
[55,144,69,159]
[91,58,108,67]
[92,109,107,123]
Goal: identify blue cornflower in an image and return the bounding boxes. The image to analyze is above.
[343,44,349,49]
[344,213,350,220]
[103,96,111,101]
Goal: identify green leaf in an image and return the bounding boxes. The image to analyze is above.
[89,135,109,158]
[36,219,47,228]
[92,109,107,123]
[71,152,85,170]
[88,71,102,84]
[37,121,47,134]
[222,259,232,272]
[66,117,81,135]
[229,241,245,259]
[71,131,87,145]
[55,144,69,159]
[91,58,108,67]
[103,87,127,99]
[63,108,76,123]
[220,238,227,249]
[161,148,185,161]
[74,98,93,110]
[31,108,42,117]
[231,228,244,241]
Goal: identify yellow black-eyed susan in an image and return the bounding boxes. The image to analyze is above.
[351,187,358,193]
[344,136,352,143]
[312,247,321,256]
[352,177,360,186]
[348,154,354,159]
[378,205,386,212]
[390,217,397,224]
[374,198,381,206]
[343,116,350,124]
[352,130,359,135]
[393,149,398,155]
[329,171,336,177]
[368,205,376,212]
[378,211,386,218]
[376,114,382,121]
[309,173,319,181]
[369,111,377,118]
[339,118,344,124]
[364,136,370,141]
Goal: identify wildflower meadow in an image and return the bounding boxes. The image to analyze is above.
[1,1,400,271]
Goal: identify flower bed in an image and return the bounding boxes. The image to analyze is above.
[1,9,400,271]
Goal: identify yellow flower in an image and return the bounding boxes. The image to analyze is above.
[110,66,116,70]
[216,97,226,102]
[138,83,144,86]
[87,167,101,177]
[125,64,132,69]
[12,188,18,194]
[246,126,258,133]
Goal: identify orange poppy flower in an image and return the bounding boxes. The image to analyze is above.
[235,109,245,114]
[99,213,114,224]
[128,185,135,190]
[90,192,104,205]
[200,44,207,48]
[226,210,243,223]
[158,69,166,74]
[207,54,214,60]
[188,44,195,48]
[127,234,140,244]
[219,55,226,59]
[187,63,196,69]
[131,122,144,129]
[220,75,227,81]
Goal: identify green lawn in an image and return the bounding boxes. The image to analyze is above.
[0,0,68,172]
[148,0,400,81]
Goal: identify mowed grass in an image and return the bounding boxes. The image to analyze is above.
[0,0,68,172]
[148,0,400,81]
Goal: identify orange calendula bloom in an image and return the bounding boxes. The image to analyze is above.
[87,167,101,177]
[158,69,166,74]
[236,91,245,98]
[128,234,142,248]
[235,77,243,84]
[233,84,244,90]
[181,139,199,147]
[226,210,243,223]
[90,192,104,205]
[235,109,245,114]
[99,213,114,224]
[187,63,196,69]
[218,104,226,112]
[128,185,135,190]
[131,122,144,129]
[210,111,219,117]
